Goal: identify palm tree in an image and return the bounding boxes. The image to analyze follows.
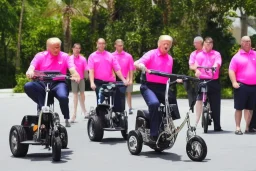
[45,0,91,53]
[16,0,25,74]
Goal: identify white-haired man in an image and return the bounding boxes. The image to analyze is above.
[189,36,203,70]
[25,37,80,127]
[135,35,181,143]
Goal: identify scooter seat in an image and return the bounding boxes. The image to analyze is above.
[137,110,150,120]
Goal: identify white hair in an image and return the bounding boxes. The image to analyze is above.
[241,36,251,41]
[194,36,203,42]
[46,37,62,47]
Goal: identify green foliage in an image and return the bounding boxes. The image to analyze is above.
[13,74,30,93]
[1,0,256,96]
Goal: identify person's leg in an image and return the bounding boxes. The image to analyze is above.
[249,102,256,130]
[244,109,253,131]
[51,82,70,127]
[235,110,243,132]
[195,100,203,127]
[140,84,160,140]
[114,86,127,113]
[208,80,222,131]
[78,79,88,117]
[71,81,79,122]
[24,81,46,113]
[244,86,256,132]
[126,84,133,114]
[94,80,105,104]
[233,84,247,134]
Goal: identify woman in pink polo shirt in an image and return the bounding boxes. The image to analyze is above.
[229,36,256,135]
[70,43,89,122]
[88,38,127,108]
[135,35,180,144]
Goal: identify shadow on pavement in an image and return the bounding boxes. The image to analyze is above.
[11,150,73,163]
[139,151,182,161]
[205,130,234,134]
[183,158,211,162]
[99,138,126,145]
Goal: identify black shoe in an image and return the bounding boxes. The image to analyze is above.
[208,119,212,125]
[214,128,223,132]
[148,136,157,144]
[244,129,256,134]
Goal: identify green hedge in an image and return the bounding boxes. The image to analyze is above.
[13,74,30,93]
[13,74,234,99]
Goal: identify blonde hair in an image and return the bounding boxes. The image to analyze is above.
[46,37,62,47]
[158,35,173,46]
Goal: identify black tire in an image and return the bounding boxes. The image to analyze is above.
[121,118,128,140]
[154,148,164,153]
[59,125,68,149]
[52,137,62,161]
[9,125,29,157]
[87,115,104,142]
[127,130,143,155]
[186,135,207,162]
[203,107,209,133]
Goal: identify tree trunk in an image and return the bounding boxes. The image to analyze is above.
[107,0,115,21]
[240,7,248,38]
[63,14,71,53]
[91,0,98,33]
[16,0,25,74]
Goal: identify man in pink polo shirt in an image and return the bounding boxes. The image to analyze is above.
[24,37,80,127]
[70,43,89,122]
[189,36,203,70]
[135,35,181,143]
[88,38,127,112]
[189,37,222,132]
[112,39,135,114]
[229,36,256,135]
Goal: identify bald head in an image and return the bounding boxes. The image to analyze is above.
[241,36,251,52]
[115,39,124,53]
[97,38,106,52]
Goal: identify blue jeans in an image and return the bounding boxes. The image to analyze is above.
[140,82,179,136]
[24,81,70,119]
[94,79,126,112]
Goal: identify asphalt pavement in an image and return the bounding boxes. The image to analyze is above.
[0,90,255,171]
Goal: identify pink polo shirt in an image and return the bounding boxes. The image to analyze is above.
[189,50,203,65]
[70,54,88,79]
[31,51,74,75]
[87,50,120,82]
[194,50,222,79]
[138,48,173,84]
[229,49,256,85]
[112,50,135,78]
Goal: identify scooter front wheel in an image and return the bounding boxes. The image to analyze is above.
[127,130,143,155]
[186,135,207,161]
